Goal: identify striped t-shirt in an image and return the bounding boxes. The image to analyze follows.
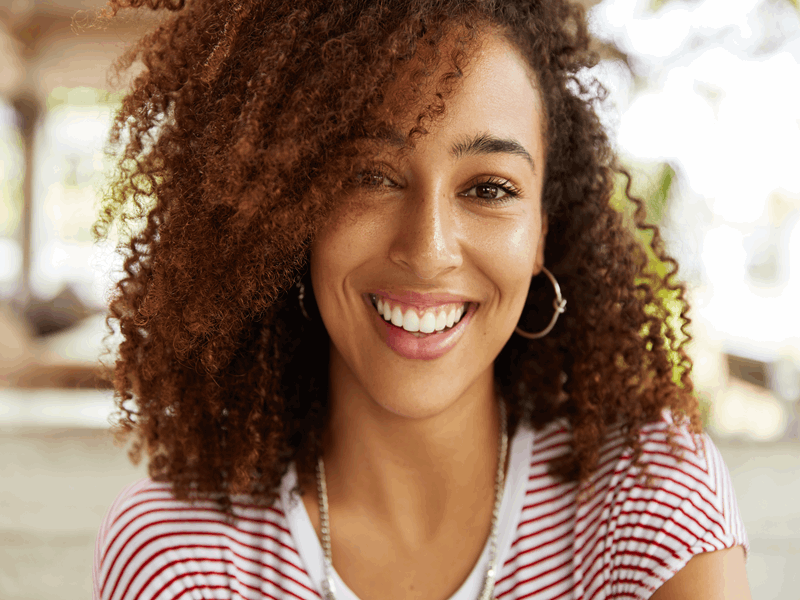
[94,419,748,600]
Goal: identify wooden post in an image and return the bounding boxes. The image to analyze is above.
[11,91,40,308]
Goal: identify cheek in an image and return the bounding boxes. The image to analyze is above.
[309,224,345,318]
[311,208,366,276]
[309,209,380,313]
[465,214,543,337]
[470,215,541,283]
[314,199,388,258]
[508,221,535,257]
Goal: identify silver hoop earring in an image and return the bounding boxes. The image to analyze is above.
[297,280,311,321]
[514,266,566,340]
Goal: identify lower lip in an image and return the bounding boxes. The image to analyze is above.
[366,297,477,360]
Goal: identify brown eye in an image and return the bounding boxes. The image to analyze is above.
[361,173,381,186]
[357,170,395,188]
[462,177,519,205]
[475,183,505,199]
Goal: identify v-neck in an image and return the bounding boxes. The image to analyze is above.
[279,423,534,600]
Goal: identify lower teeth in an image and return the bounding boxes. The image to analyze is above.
[409,330,438,337]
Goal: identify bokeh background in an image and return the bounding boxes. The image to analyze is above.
[1,0,799,598]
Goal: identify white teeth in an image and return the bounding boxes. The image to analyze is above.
[419,312,436,333]
[391,306,404,327]
[435,310,447,332]
[373,296,470,332]
[402,309,420,332]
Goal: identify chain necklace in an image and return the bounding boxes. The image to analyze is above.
[315,400,508,600]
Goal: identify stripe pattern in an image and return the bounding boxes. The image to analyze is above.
[94,420,748,600]
[94,480,320,600]
[495,420,748,600]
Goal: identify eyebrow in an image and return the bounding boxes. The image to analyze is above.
[450,132,536,173]
[371,129,536,173]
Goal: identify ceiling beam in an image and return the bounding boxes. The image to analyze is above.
[1,0,613,98]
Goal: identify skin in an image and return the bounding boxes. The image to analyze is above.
[306,30,750,600]
[650,546,752,600]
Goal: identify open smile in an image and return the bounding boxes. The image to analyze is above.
[365,294,479,360]
[368,293,471,335]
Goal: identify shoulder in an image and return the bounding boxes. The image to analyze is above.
[93,478,312,600]
[615,419,745,540]
[574,418,749,599]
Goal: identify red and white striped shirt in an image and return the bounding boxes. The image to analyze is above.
[94,418,748,600]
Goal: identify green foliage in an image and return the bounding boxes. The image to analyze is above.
[648,0,671,12]
[695,390,713,428]
[610,162,689,387]
[647,0,705,12]
[609,162,676,280]
[46,87,125,110]
[0,128,23,237]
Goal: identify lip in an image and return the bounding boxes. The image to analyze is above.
[372,289,475,310]
[364,294,477,360]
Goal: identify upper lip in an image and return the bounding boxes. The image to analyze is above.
[369,289,477,308]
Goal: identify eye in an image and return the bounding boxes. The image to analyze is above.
[461,177,520,205]
[356,167,396,189]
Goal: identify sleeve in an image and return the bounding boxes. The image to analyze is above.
[92,478,231,600]
[95,477,318,600]
[604,428,749,599]
[93,478,152,600]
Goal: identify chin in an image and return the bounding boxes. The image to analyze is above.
[361,369,479,421]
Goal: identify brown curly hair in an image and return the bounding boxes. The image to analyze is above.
[94,0,701,508]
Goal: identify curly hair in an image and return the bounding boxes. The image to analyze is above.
[94,0,701,508]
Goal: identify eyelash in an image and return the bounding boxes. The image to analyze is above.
[356,167,521,206]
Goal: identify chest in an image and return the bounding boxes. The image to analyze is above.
[302,494,495,600]
[331,524,491,600]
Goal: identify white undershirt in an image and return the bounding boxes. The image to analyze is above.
[279,424,535,600]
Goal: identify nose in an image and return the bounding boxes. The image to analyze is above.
[388,186,463,280]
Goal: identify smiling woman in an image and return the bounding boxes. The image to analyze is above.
[92,1,750,600]
[310,36,547,417]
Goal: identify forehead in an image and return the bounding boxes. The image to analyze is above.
[364,31,545,163]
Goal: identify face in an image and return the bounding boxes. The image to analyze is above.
[310,32,547,420]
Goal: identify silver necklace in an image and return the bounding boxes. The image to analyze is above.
[315,400,508,600]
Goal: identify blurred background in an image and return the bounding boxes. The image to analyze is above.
[0,0,798,598]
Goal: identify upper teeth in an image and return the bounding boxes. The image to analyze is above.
[372,295,467,333]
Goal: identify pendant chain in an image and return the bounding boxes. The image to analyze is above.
[316,400,508,600]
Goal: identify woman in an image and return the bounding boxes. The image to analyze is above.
[93,0,750,598]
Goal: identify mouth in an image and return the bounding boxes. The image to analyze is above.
[368,293,473,337]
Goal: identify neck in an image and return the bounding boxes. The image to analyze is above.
[318,348,504,551]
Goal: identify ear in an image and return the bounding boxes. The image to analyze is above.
[534,212,548,275]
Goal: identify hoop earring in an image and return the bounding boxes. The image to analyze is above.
[297,280,311,321]
[514,266,566,340]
